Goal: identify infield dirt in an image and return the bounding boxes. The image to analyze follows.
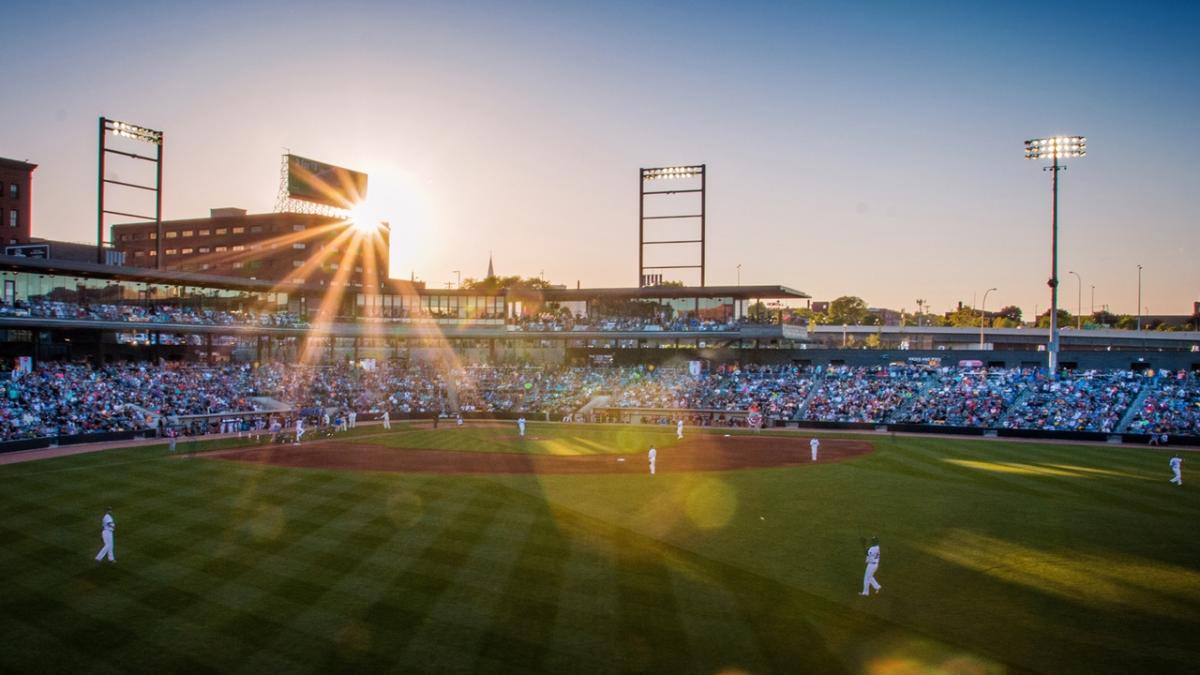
[206,433,873,475]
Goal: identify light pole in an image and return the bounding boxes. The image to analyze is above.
[980,287,997,348]
[736,264,741,286]
[1090,284,1095,316]
[1025,135,1086,377]
[1137,264,1143,331]
[452,270,461,288]
[1068,271,1082,329]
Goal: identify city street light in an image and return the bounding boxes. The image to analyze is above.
[1025,135,1086,376]
[736,263,741,286]
[1137,264,1143,331]
[980,287,997,348]
[1090,284,1095,316]
[1068,271,1082,329]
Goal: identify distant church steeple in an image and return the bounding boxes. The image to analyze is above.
[487,252,494,279]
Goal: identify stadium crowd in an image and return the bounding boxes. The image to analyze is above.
[2,359,1198,442]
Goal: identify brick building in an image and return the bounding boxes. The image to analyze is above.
[0,157,36,245]
[112,209,390,288]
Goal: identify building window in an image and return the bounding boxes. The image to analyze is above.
[119,234,130,242]
[250,226,263,233]
[215,228,227,235]
[198,247,211,253]
[149,250,157,256]
[165,231,178,238]
[8,211,16,228]
[232,244,245,251]
[199,229,210,236]
[293,224,305,232]
[165,249,178,255]
[9,184,17,199]
[232,262,244,269]
[232,226,245,234]
[200,264,210,270]
[293,260,304,268]
[133,250,145,257]
[215,246,228,252]
[292,243,306,249]
[182,230,194,237]
[149,232,157,240]
[181,248,194,255]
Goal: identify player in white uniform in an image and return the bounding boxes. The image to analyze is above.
[518,417,526,437]
[648,446,657,475]
[860,536,881,596]
[349,411,357,429]
[811,438,820,462]
[294,418,305,444]
[382,409,391,430]
[94,508,116,563]
[677,419,684,440]
[1169,455,1183,485]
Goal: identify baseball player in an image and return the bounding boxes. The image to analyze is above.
[456,413,464,426]
[677,419,684,440]
[94,508,116,563]
[811,437,820,462]
[518,416,526,437]
[382,409,391,430]
[648,446,657,475]
[168,428,177,453]
[294,417,305,445]
[860,536,882,596]
[349,410,357,429]
[1169,454,1183,485]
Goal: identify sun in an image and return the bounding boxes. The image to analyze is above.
[348,202,381,234]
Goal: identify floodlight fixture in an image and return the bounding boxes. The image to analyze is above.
[1024,136,1085,160]
[1024,134,1086,377]
[642,165,704,181]
[105,119,163,145]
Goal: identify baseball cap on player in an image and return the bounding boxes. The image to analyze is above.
[870,536,879,545]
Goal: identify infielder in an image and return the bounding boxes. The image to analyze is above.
[382,409,391,430]
[648,446,657,475]
[94,508,116,563]
[860,536,881,596]
[1170,454,1183,485]
[811,437,820,462]
[168,429,177,453]
[677,419,684,440]
[349,410,357,429]
[518,416,526,437]
[294,418,305,445]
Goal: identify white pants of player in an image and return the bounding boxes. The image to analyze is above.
[383,417,391,430]
[519,426,525,437]
[650,459,656,475]
[812,449,818,462]
[677,430,683,440]
[95,530,115,562]
[862,562,880,594]
[296,429,304,442]
[1171,468,1182,485]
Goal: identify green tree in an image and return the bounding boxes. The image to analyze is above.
[826,296,869,325]
[747,301,769,321]
[460,275,556,293]
[865,333,882,348]
[1115,314,1138,330]
[1035,309,1074,329]
[996,305,1022,323]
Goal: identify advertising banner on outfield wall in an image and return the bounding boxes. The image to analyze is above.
[285,154,368,208]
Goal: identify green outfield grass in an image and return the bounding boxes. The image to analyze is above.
[1,424,1196,674]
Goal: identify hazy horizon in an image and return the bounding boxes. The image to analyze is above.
[3,0,1197,318]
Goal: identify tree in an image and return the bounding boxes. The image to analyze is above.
[864,333,882,348]
[1092,310,1117,327]
[996,305,1022,323]
[460,275,556,293]
[747,301,769,321]
[826,296,868,325]
[1115,314,1138,330]
[1035,309,1074,329]
[946,306,982,328]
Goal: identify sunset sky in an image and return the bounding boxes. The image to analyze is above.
[4,0,1197,317]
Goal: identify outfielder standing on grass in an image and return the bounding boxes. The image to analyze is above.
[94,508,116,563]
[1169,454,1183,485]
[810,437,819,462]
[859,536,882,596]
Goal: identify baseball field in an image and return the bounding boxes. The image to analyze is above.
[0,423,1196,674]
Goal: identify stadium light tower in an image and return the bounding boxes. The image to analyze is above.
[1024,135,1086,377]
[639,165,706,287]
[98,117,164,266]
[1068,270,1082,329]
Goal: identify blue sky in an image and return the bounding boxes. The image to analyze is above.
[4,0,1198,316]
